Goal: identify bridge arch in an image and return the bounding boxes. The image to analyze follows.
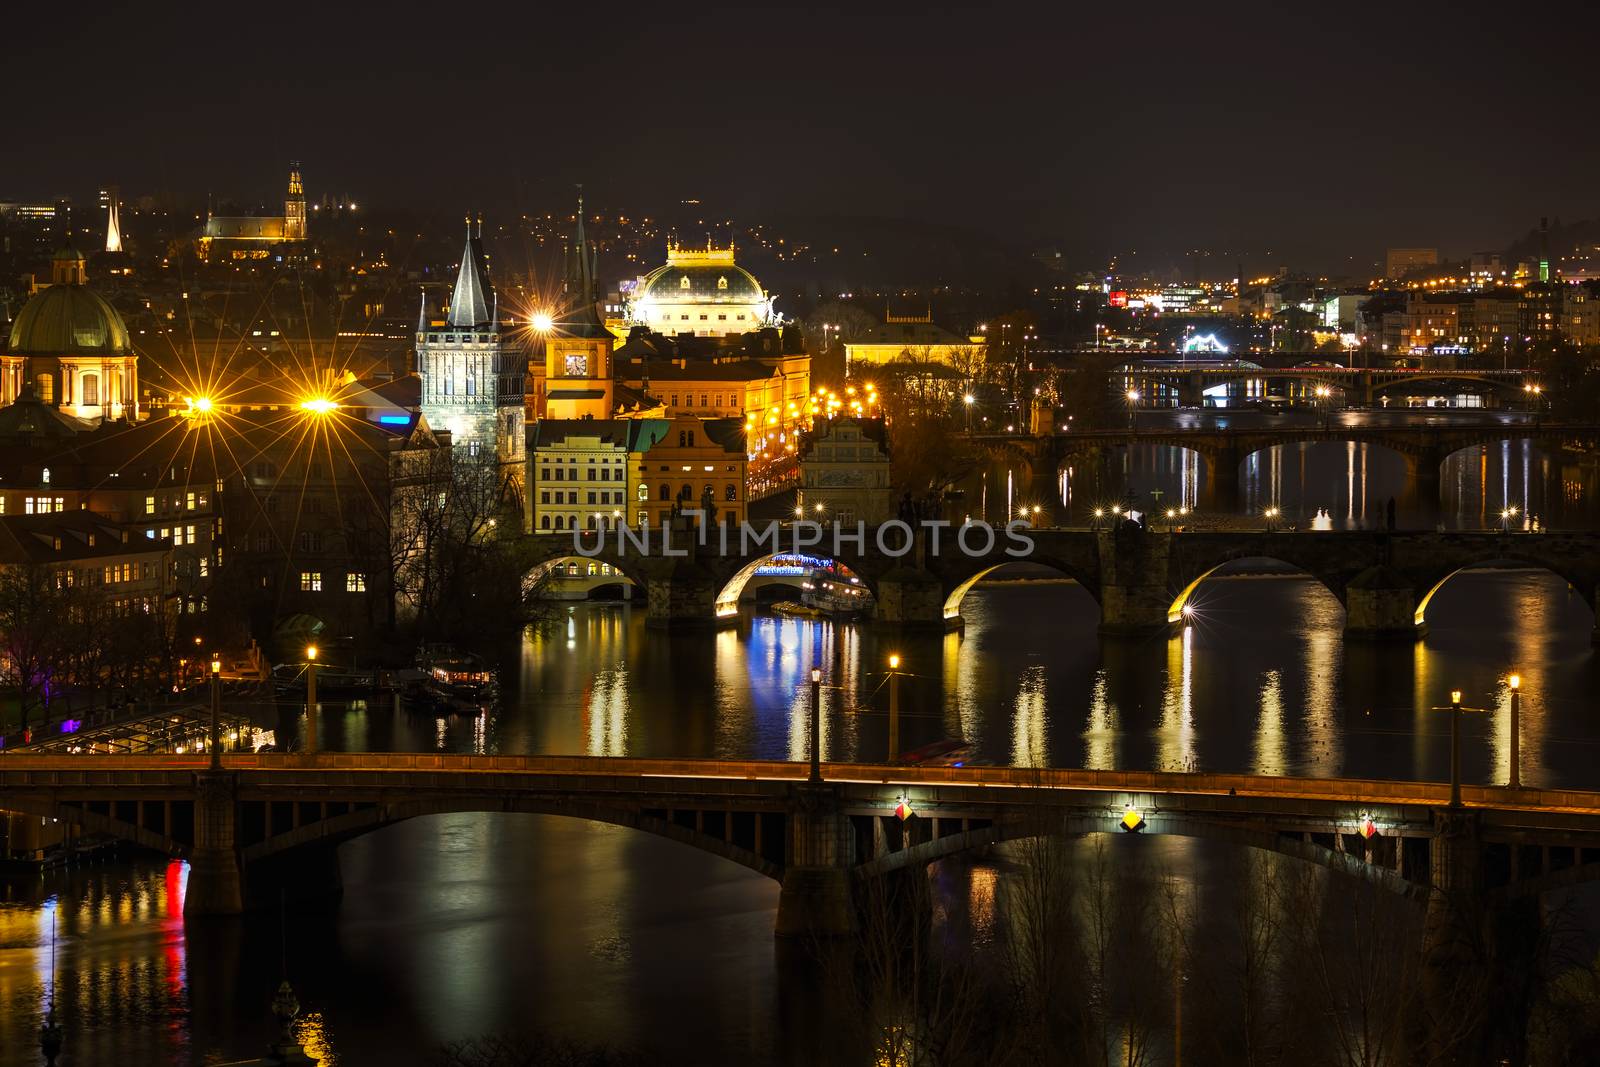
[1166,554,1345,624]
[1412,558,1597,629]
[940,557,1100,624]
[242,803,784,881]
[857,814,1424,898]
[713,554,875,618]
[524,555,641,601]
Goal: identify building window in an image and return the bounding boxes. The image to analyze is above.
[145,496,155,515]
[300,571,322,591]
[725,484,737,501]
[186,492,196,510]
[659,483,670,501]
[540,515,550,529]
[468,440,480,457]
[298,532,323,552]
[347,572,367,592]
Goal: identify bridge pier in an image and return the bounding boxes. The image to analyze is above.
[1344,565,1426,641]
[1096,528,1173,636]
[643,564,725,629]
[776,785,856,939]
[1200,447,1242,514]
[184,772,243,917]
[874,567,951,631]
[1406,448,1443,510]
[1422,809,1488,1063]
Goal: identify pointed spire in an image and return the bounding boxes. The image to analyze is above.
[104,190,123,254]
[416,286,430,335]
[566,185,596,306]
[448,213,493,327]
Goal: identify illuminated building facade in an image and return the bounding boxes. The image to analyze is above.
[2,247,138,421]
[528,420,664,532]
[632,417,747,528]
[416,220,526,492]
[197,161,308,261]
[626,242,774,337]
[842,311,984,369]
[796,418,891,526]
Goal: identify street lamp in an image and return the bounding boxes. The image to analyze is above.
[809,667,823,782]
[1126,388,1141,430]
[1499,504,1519,533]
[530,311,555,333]
[1507,673,1522,790]
[887,653,902,763]
[209,654,222,769]
[1264,506,1280,532]
[963,392,975,432]
[1432,688,1490,807]
[305,644,319,756]
[1092,507,1105,530]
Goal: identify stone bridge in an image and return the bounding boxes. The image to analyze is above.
[515,526,1600,642]
[5,754,1600,940]
[967,422,1600,508]
[1117,364,1537,407]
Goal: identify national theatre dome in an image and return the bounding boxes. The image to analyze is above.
[629,241,773,337]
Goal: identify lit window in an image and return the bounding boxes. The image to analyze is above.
[347,572,367,592]
[299,571,322,591]
[145,496,155,515]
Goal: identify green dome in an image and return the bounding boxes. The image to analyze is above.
[639,262,764,304]
[7,283,131,356]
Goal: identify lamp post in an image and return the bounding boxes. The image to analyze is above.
[809,667,822,783]
[1431,688,1490,807]
[887,654,902,763]
[1448,689,1462,808]
[963,392,975,432]
[1126,388,1140,430]
[305,645,319,756]
[209,654,222,769]
[1508,673,1522,790]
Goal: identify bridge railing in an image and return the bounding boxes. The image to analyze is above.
[5,752,1600,815]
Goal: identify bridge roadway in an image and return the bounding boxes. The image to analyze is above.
[5,753,1600,934]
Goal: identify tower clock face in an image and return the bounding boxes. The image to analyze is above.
[564,353,588,377]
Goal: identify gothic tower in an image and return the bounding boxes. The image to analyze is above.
[283,162,307,241]
[417,217,526,493]
[104,188,123,254]
[543,188,615,420]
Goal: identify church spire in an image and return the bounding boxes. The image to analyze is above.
[566,185,596,306]
[416,286,430,336]
[448,214,493,327]
[104,189,123,254]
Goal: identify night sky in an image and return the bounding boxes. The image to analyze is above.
[10,2,1600,268]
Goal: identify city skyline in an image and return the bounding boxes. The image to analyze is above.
[8,3,1600,270]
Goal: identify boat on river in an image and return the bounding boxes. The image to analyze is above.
[410,645,495,714]
[800,567,874,618]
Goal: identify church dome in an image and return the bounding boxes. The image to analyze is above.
[7,281,131,356]
[637,243,765,305]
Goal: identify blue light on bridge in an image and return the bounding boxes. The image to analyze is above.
[377,415,413,426]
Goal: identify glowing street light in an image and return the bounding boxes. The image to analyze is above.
[887,653,903,762]
[299,397,339,415]
[531,311,555,333]
[1507,673,1523,789]
[304,644,319,756]
[809,666,823,783]
[1499,504,1519,533]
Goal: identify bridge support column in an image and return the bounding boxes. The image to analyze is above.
[184,772,243,917]
[776,785,855,940]
[644,565,722,629]
[1179,370,1204,408]
[1201,447,1242,514]
[1344,565,1425,640]
[1096,528,1172,637]
[874,567,950,631]
[1422,809,1487,1063]
[1407,447,1443,510]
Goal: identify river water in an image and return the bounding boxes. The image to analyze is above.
[3,427,1598,1065]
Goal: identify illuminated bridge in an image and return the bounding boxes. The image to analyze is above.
[1114,361,1539,406]
[967,421,1600,507]
[4,754,1600,943]
[515,526,1600,642]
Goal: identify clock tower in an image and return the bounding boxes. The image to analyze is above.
[543,189,614,420]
